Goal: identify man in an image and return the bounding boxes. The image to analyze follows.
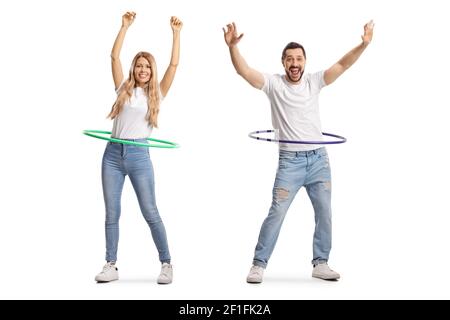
[223,20,374,283]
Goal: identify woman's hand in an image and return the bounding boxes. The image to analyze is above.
[170,16,183,33]
[122,11,136,28]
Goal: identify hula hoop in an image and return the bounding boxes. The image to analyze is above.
[248,130,346,145]
[83,130,179,148]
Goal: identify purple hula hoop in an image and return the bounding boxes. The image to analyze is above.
[248,130,347,145]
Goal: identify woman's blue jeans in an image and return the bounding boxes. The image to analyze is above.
[101,140,171,263]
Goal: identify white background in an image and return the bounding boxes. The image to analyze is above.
[1,0,449,299]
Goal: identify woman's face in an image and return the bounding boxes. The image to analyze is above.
[134,57,152,86]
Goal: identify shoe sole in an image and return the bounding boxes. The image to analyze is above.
[312,274,340,280]
[95,278,119,283]
[246,278,263,284]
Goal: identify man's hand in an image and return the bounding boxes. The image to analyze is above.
[361,20,374,45]
[223,22,244,47]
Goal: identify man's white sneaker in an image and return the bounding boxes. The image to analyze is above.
[95,262,119,282]
[157,263,173,284]
[246,265,264,283]
[312,263,340,280]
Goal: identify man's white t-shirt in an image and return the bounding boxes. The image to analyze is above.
[111,85,162,139]
[261,71,326,151]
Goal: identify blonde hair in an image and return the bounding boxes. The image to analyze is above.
[108,52,160,127]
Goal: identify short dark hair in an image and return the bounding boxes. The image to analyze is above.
[281,42,306,61]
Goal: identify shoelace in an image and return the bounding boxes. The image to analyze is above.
[102,263,115,273]
[250,266,262,275]
[318,264,336,273]
[160,265,172,276]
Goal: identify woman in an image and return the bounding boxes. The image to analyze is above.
[95,12,182,284]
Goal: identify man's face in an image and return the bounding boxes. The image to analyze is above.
[282,48,306,84]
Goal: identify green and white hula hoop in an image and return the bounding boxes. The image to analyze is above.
[83,130,179,148]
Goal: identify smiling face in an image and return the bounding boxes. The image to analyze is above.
[134,57,152,86]
[282,48,306,84]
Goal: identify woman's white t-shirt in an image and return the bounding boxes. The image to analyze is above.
[111,85,161,139]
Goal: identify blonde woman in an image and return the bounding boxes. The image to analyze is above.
[95,12,182,284]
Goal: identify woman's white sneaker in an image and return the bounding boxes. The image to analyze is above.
[95,262,119,282]
[246,265,264,283]
[157,263,173,284]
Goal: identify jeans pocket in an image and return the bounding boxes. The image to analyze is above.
[279,151,295,161]
[318,152,328,161]
[317,153,330,170]
[278,155,296,169]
